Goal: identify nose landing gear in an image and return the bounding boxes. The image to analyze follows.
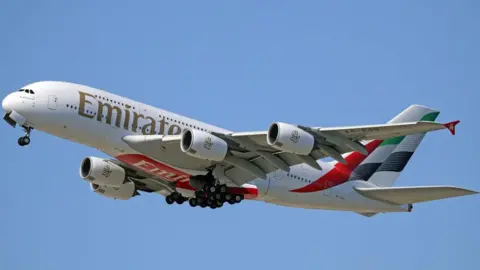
[18,126,32,146]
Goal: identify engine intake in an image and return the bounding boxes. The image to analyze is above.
[267,122,315,155]
[181,129,228,161]
[90,181,136,200]
[80,157,126,187]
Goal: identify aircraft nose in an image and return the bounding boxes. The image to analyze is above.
[2,94,12,112]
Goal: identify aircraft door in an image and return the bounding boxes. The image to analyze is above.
[264,170,284,195]
[47,95,58,110]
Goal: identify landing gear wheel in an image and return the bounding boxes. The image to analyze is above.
[18,136,30,146]
[176,197,185,205]
[228,199,236,205]
[18,126,32,147]
[209,186,217,193]
[165,195,175,205]
[189,198,198,207]
[216,200,224,207]
[214,192,223,201]
[219,185,227,194]
[234,195,242,203]
[172,192,180,200]
[22,137,30,145]
[210,204,217,209]
[224,194,232,201]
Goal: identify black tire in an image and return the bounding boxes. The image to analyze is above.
[235,195,242,203]
[216,200,224,207]
[209,186,216,193]
[225,194,232,201]
[18,138,24,146]
[210,204,217,209]
[172,192,180,200]
[228,199,236,205]
[165,195,175,205]
[214,193,222,201]
[220,185,227,193]
[177,198,185,205]
[22,137,30,145]
[189,198,197,207]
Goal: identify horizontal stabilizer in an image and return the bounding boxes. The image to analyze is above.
[354,186,478,205]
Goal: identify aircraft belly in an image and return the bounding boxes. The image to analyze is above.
[264,182,409,212]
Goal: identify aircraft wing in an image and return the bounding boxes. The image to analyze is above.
[122,120,459,186]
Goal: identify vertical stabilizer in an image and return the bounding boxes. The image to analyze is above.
[349,105,440,182]
[366,106,441,187]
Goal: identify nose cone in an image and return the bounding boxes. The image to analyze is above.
[2,94,12,112]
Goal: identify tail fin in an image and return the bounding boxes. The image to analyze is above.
[366,105,441,187]
[349,105,440,183]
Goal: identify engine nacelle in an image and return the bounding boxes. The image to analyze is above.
[90,181,136,200]
[267,122,315,155]
[80,157,126,187]
[180,129,228,161]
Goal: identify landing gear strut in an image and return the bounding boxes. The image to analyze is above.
[18,126,32,146]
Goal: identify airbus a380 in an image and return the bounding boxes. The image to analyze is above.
[2,81,477,216]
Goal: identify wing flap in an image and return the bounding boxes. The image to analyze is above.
[354,186,478,205]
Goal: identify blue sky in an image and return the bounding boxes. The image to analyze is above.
[1,1,479,269]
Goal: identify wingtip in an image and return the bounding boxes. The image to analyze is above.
[444,120,460,135]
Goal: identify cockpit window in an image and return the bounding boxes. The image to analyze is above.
[19,89,35,94]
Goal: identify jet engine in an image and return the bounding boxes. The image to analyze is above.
[181,129,228,161]
[267,122,315,155]
[79,157,126,187]
[90,181,136,200]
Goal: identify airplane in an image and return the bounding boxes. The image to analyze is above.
[2,81,477,216]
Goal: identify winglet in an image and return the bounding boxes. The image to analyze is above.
[444,120,460,135]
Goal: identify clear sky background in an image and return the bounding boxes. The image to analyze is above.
[1,1,479,269]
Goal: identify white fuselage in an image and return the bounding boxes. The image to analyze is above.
[2,81,409,213]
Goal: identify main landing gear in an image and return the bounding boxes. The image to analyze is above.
[165,192,187,205]
[187,183,244,210]
[18,126,32,146]
[165,186,244,210]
